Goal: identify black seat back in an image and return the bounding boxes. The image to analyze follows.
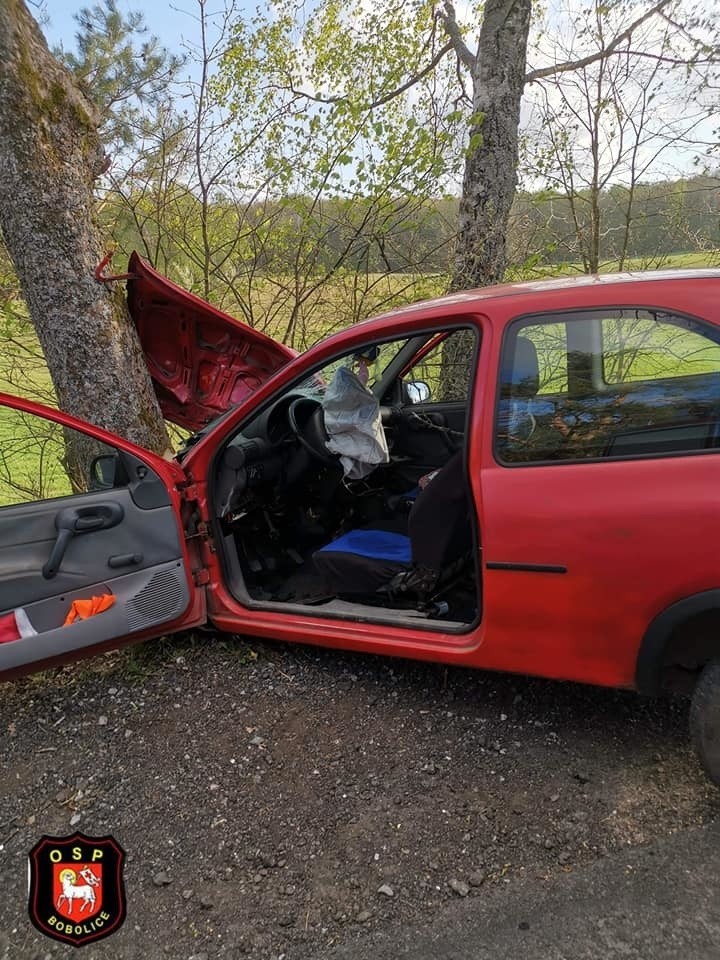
[408,451,472,572]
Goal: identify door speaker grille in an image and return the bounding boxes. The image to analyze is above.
[127,568,186,631]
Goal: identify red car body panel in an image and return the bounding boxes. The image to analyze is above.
[177,269,720,691]
[126,252,296,430]
[5,264,720,690]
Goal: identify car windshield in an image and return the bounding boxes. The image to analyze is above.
[293,338,410,398]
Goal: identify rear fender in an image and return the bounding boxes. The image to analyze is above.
[636,589,720,694]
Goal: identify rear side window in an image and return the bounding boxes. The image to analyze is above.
[602,314,720,383]
[495,309,720,463]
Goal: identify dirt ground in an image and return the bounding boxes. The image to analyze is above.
[1,632,718,960]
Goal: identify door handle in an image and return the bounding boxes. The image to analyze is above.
[42,527,75,582]
[42,503,125,579]
[75,514,106,532]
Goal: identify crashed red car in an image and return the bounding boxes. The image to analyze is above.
[2,254,720,785]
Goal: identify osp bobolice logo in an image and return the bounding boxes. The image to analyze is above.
[28,833,126,947]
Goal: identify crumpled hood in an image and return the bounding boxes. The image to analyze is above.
[126,252,296,430]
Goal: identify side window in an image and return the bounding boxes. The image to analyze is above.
[403,330,474,403]
[602,314,720,383]
[0,407,123,507]
[496,309,720,463]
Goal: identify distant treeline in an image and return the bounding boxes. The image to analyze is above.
[107,173,719,284]
[512,174,720,268]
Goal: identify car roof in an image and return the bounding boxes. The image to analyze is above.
[380,268,720,317]
[317,266,720,348]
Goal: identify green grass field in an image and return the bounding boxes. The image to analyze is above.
[0,308,71,505]
[506,250,720,281]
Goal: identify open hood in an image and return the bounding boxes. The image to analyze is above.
[126,252,296,430]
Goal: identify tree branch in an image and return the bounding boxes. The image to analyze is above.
[437,1,475,72]
[370,40,455,108]
[286,40,454,109]
[525,0,673,83]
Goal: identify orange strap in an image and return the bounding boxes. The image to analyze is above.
[63,595,116,626]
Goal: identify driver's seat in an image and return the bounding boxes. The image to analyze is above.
[312,452,471,601]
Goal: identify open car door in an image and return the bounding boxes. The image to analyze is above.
[0,394,206,681]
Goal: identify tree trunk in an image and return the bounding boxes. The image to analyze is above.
[0,0,171,457]
[451,0,532,291]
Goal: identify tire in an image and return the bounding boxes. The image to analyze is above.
[689,659,720,786]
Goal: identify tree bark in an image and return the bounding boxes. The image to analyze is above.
[450,0,532,291]
[0,0,171,456]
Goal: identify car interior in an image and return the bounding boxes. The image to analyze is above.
[206,327,482,631]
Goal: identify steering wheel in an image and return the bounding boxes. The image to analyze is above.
[287,397,338,464]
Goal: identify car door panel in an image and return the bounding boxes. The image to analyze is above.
[386,327,473,471]
[407,401,467,434]
[0,561,189,675]
[480,302,720,689]
[0,483,192,677]
[390,402,466,478]
[0,394,203,679]
[0,487,185,609]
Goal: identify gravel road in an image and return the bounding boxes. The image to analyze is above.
[1,633,717,959]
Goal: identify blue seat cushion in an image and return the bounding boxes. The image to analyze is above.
[317,529,412,564]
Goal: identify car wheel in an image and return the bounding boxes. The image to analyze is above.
[689,659,720,786]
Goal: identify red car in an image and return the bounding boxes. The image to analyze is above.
[2,255,720,785]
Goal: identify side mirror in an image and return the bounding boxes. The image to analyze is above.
[405,380,431,404]
[88,454,118,491]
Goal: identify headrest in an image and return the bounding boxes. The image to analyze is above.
[500,335,539,398]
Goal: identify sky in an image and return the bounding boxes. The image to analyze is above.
[41,0,205,60]
[38,0,716,187]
